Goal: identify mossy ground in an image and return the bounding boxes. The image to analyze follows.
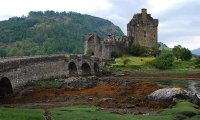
[0,101,199,120]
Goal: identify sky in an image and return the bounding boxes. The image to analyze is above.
[0,0,200,50]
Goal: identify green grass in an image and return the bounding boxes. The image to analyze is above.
[0,101,199,120]
[114,56,155,66]
[50,105,171,120]
[173,60,196,69]
[50,105,125,120]
[0,108,44,120]
[27,80,62,89]
[160,101,200,119]
[50,101,200,120]
[108,56,200,74]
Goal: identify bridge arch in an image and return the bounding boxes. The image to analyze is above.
[81,62,91,76]
[0,77,13,97]
[68,62,78,77]
[94,63,100,74]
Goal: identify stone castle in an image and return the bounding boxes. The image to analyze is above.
[84,9,159,59]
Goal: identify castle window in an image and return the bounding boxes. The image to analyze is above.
[144,31,147,38]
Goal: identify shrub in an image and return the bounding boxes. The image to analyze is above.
[86,49,94,56]
[129,43,148,56]
[152,51,174,69]
[111,51,122,58]
[195,57,200,68]
[195,57,200,64]
[172,45,192,61]
[180,48,192,61]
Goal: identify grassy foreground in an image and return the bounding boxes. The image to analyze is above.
[0,101,199,120]
[0,108,44,120]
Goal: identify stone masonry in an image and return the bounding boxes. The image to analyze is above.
[0,55,101,94]
[127,8,159,47]
[84,8,159,59]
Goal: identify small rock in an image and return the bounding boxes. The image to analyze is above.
[88,98,93,101]
[101,98,114,102]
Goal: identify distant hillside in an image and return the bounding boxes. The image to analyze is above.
[0,11,124,57]
[192,48,200,56]
[158,42,170,50]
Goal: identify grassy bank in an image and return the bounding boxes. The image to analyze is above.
[107,56,200,74]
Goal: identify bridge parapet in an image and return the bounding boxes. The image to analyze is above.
[0,54,102,94]
[0,55,66,72]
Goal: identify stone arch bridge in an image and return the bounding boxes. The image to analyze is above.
[0,55,101,96]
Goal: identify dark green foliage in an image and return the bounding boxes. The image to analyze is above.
[172,45,182,60]
[129,43,147,56]
[149,43,161,57]
[180,48,192,61]
[0,46,7,57]
[129,43,160,57]
[152,50,175,69]
[195,57,200,64]
[111,51,122,58]
[172,45,192,61]
[0,11,123,57]
[195,57,200,68]
[86,48,94,56]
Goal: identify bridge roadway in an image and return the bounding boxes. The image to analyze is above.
[0,55,101,96]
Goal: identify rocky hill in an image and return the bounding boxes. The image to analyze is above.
[0,11,123,57]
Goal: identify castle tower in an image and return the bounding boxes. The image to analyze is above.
[84,33,102,58]
[127,8,158,47]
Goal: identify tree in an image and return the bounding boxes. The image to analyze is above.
[172,45,182,60]
[149,43,161,57]
[172,45,192,61]
[0,47,7,57]
[152,50,174,69]
[180,48,192,61]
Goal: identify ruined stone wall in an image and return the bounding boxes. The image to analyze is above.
[84,34,102,58]
[102,35,132,59]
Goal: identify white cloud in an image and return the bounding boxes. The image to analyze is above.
[167,36,200,50]
[0,0,199,49]
[145,0,188,15]
[0,0,112,20]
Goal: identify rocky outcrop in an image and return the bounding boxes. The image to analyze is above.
[148,88,200,104]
